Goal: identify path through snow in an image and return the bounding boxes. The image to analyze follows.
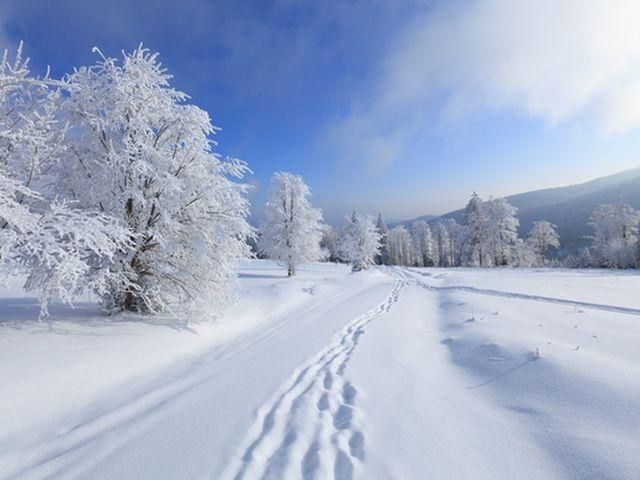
[222,280,405,480]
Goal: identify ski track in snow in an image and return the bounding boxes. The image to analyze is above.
[396,267,640,317]
[222,280,405,480]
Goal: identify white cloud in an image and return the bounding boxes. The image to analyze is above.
[328,0,640,168]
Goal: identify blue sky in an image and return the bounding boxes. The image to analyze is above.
[2,0,640,223]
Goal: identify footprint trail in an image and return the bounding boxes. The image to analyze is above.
[221,280,405,480]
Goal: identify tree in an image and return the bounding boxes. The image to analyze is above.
[341,211,381,271]
[464,192,488,266]
[52,46,253,315]
[0,43,128,317]
[514,238,535,267]
[589,201,640,268]
[376,212,390,265]
[462,193,521,267]
[411,220,433,267]
[526,220,560,266]
[443,218,467,267]
[259,172,323,276]
[434,221,451,267]
[484,198,519,266]
[388,225,413,266]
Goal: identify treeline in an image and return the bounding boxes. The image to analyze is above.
[321,193,560,268]
[320,195,640,270]
[255,172,640,274]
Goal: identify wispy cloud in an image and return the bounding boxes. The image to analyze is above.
[327,0,640,170]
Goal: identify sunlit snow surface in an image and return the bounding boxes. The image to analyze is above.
[1,261,639,479]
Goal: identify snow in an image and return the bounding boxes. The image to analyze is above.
[1,261,639,479]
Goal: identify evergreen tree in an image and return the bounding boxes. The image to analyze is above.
[376,212,390,265]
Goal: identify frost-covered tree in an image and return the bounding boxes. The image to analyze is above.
[589,201,640,268]
[259,172,323,276]
[513,238,535,267]
[341,211,381,271]
[0,43,128,317]
[375,212,390,265]
[411,220,433,267]
[388,225,413,266]
[462,193,520,267]
[464,192,488,266]
[52,46,252,314]
[526,220,560,266]
[484,198,519,266]
[434,221,451,267]
[443,218,467,267]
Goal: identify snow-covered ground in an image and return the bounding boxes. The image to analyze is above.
[1,261,639,479]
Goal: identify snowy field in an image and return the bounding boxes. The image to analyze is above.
[1,260,639,480]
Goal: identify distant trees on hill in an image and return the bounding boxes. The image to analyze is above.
[266,192,640,271]
[364,197,640,270]
[362,194,559,268]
